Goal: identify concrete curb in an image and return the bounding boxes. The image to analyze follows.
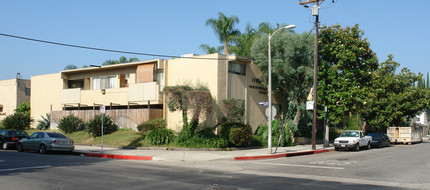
[234,148,331,161]
[85,153,152,160]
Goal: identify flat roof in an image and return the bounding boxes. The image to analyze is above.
[60,59,162,74]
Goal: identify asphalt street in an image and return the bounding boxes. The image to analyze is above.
[1,141,429,190]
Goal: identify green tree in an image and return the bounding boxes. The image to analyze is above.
[229,23,256,58]
[250,28,314,127]
[362,55,429,131]
[205,12,240,55]
[199,44,223,54]
[64,64,78,70]
[317,24,379,126]
[103,56,139,66]
[15,102,30,116]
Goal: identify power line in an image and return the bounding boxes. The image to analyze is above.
[0,32,243,61]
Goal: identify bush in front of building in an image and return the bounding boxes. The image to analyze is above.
[57,115,84,134]
[174,126,228,148]
[86,115,118,137]
[220,122,252,147]
[2,112,33,131]
[137,118,167,134]
[36,113,51,130]
[145,128,176,145]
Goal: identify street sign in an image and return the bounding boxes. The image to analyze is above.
[265,106,277,120]
[306,101,314,110]
[100,105,105,113]
[258,102,269,106]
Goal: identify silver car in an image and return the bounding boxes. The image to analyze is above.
[17,132,75,154]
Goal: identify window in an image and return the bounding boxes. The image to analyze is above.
[228,62,246,76]
[92,76,117,90]
[0,105,3,112]
[120,74,129,88]
[25,88,31,96]
[68,80,84,89]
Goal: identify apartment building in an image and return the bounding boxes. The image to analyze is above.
[0,77,31,121]
[31,53,285,131]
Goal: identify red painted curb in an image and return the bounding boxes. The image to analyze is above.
[86,153,152,160]
[234,149,331,161]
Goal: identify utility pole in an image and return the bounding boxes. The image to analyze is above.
[299,0,324,150]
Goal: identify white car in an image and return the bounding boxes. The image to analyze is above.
[334,130,372,151]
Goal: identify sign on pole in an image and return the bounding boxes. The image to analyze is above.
[306,101,314,110]
[258,102,269,106]
[265,106,277,120]
[100,105,105,153]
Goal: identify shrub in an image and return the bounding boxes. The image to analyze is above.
[221,98,244,123]
[58,115,83,134]
[86,115,118,137]
[254,119,295,147]
[137,118,167,133]
[145,128,175,145]
[37,113,51,130]
[174,127,228,148]
[220,122,253,147]
[2,112,33,130]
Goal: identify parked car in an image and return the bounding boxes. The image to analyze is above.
[17,132,74,154]
[0,130,29,150]
[368,133,390,148]
[334,130,372,151]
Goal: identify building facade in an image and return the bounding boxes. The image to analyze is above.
[30,54,285,131]
[0,78,31,121]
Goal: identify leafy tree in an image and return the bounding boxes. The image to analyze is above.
[86,115,118,137]
[229,23,256,58]
[64,64,78,70]
[103,56,139,66]
[362,55,429,131]
[15,102,30,116]
[250,28,314,128]
[205,12,240,55]
[199,44,223,54]
[37,113,50,130]
[317,24,379,126]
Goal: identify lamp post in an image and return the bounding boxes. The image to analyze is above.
[268,24,296,153]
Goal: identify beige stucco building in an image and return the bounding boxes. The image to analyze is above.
[31,53,284,131]
[0,78,31,121]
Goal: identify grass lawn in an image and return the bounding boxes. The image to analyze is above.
[25,128,153,148]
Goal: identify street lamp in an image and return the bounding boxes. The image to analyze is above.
[268,24,296,154]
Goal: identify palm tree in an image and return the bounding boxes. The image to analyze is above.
[205,12,240,55]
[103,56,139,66]
[230,23,256,58]
[199,44,223,54]
[37,113,50,130]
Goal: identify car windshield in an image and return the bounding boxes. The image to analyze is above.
[368,134,382,139]
[8,131,28,136]
[47,133,67,138]
[341,131,359,137]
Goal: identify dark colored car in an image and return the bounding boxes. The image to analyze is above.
[368,133,390,148]
[17,132,74,154]
[0,130,29,150]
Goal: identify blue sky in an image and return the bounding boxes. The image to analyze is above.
[0,0,428,80]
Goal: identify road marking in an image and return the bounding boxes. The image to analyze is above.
[310,160,357,166]
[0,165,52,172]
[251,162,344,170]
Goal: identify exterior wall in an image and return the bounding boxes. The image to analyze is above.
[0,79,18,120]
[164,54,269,132]
[0,79,31,121]
[165,54,221,131]
[30,73,63,128]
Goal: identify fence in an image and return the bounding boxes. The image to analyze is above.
[51,108,163,131]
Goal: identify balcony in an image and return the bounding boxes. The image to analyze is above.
[61,82,161,107]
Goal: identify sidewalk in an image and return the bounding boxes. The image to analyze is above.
[73,144,334,161]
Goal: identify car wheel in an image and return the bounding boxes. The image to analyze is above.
[367,142,371,150]
[39,144,47,154]
[2,142,8,150]
[17,143,23,152]
[354,143,360,151]
[335,147,339,151]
